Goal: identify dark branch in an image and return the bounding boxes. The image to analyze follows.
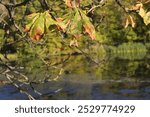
[13,0,31,7]
[115,0,128,13]
[38,0,49,10]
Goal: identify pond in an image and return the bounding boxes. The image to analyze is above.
[0,51,150,100]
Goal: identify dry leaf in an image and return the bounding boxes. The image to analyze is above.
[129,15,136,28]
[79,9,96,40]
[124,15,136,28]
[83,24,96,40]
[70,39,78,47]
[132,3,143,10]
[63,0,81,8]
[125,18,129,28]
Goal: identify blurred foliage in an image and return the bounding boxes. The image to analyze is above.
[110,42,147,60]
[16,52,150,83]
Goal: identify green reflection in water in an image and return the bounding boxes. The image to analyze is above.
[1,43,150,99]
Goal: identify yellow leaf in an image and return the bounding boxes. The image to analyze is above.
[129,15,136,28]
[132,3,143,10]
[144,12,150,25]
[24,13,40,32]
[70,39,78,47]
[139,7,146,18]
[124,15,136,28]
[125,18,129,28]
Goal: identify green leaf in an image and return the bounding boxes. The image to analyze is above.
[25,11,57,41]
[29,13,45,41]
[69,8,83,35]
[44,11,57,31]
[24,13,40,32]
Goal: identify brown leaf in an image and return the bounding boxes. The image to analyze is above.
[84,24,96,40]
[30,26,44,41]
[79,9,96,40]
[63,0,81,8]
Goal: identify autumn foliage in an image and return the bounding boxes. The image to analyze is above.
[24,0,150,44]
[24,0,96,44]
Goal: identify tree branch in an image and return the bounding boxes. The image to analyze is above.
[115,0,128,13]
[38,0,49,10]
[13,0,31,7]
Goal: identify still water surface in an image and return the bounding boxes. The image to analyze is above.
[0,53,150,100]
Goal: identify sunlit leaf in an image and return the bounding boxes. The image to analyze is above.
[56,18,71,32]
[132,3,143,10]
[25,11,57,41]
[129,15,136,28]
[139,7,146,18]
[29,13,45,41]
[125,18,129,28]
[124,15,136,28]
[44,11,57,32]
[24,13,40,32]
[144,12,150,25]
[70,39,78,47]
[138,6,150,25]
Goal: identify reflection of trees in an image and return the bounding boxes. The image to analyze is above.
[0,50,150,99]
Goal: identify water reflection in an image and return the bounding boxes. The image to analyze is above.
[0,51,150,100]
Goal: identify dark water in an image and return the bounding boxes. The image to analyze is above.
[0,52,150,100]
